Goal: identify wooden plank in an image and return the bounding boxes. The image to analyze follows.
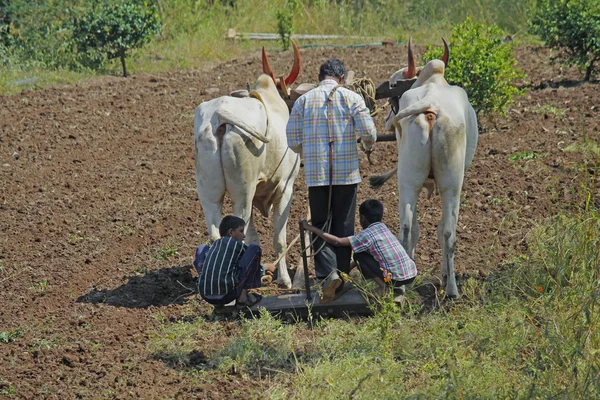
[374,78,416,100]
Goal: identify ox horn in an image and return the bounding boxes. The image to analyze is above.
[284,39,301,85]
[406,36,416,79]
[262,46,277,84]
[262,41,301,87]
[441,37,450,66]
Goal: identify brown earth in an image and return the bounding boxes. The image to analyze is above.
[0,44,599,399]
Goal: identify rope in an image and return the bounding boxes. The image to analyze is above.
[346,77,385,117]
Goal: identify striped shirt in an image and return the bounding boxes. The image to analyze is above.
[198,237,246,297]
[286,79,377,187]
[349,222,417,281]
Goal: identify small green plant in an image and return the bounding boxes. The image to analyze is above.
[67,233,84,243]
[423,17,526,116]
[0,328,23,344]
[275,0,298,51]
[32,279,48,291]
[508,150,541,161]
[69,1,161,77]
[153,242,179,260]
[528,0,600,81]
[0,377,16,395]
[532,103,567,120]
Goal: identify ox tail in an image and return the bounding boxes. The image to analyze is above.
[393,99,435,123]
[369,166,398,190]
[216,104,271,144]
[217,120,271,144]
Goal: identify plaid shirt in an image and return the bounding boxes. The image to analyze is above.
[349,222,417,281]
[286,79,377,187]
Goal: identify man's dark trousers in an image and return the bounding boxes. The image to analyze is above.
[308,184,357,279]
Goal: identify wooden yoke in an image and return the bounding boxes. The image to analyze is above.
[374,78,416,100]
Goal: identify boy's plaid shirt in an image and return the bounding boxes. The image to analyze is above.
[349,222,417,282]
[286,79,377,187]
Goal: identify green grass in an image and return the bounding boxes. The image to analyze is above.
[146,196,600,398]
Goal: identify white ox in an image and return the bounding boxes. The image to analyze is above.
[194,44,301,288]
[374,38,478,297]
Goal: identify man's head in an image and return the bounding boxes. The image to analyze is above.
[359,199,384,228]
[219,216,246,241]
[318,59,346,83]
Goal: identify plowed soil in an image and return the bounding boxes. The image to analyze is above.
[1,44,598,399]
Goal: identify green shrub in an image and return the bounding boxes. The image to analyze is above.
[0,0,87,69]
[528,0,600,81]
[423,17,525,116]
[70,1,161,77]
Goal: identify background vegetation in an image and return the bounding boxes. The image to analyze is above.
[423,17,525,116]
[0,0,536,92]
[528,0,600,81]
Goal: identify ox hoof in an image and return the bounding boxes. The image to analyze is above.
[277,278,292,289]
[444,286,459,299]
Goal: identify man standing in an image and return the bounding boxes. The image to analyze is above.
[286,59,377,303]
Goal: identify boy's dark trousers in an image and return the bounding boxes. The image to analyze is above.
[308,183,357,279]
[354,251,416,288]
[194,243,262,305]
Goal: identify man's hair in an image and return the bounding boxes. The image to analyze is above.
[219,215,245,237]
[319,59,346,81]
[359,199,384,224]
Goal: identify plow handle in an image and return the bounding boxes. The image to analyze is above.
[299,221,312,301]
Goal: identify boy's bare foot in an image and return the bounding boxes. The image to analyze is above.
[263,263,276,276]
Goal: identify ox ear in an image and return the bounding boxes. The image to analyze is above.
[405,37,417,79]
[441,37,450,66]
[262,46,277,84]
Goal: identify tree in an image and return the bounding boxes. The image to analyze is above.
[423,17,525,116]
[70,1,161,77]
[529,0,600,81]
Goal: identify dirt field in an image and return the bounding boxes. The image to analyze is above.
[1,44,599,399]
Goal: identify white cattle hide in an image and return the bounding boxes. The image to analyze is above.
[194,74,300,288]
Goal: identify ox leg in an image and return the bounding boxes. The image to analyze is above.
[196,173,225,242]
[231,194,258,243]
[245,212,260,246]
[272,190,293,289]
[398,188,420,259]
[195,124,225,242]
[439,189,461,298]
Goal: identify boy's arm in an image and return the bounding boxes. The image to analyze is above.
[300,220,351,247]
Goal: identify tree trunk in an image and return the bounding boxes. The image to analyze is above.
[584,59,597,82]
[120,54,127,78]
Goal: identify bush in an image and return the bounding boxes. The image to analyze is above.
[70,1,161,77]
[528,0,600,81]
[0,0,87,70]
[423,17,525,116]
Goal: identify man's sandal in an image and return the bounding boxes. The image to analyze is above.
[235,293,263,309]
